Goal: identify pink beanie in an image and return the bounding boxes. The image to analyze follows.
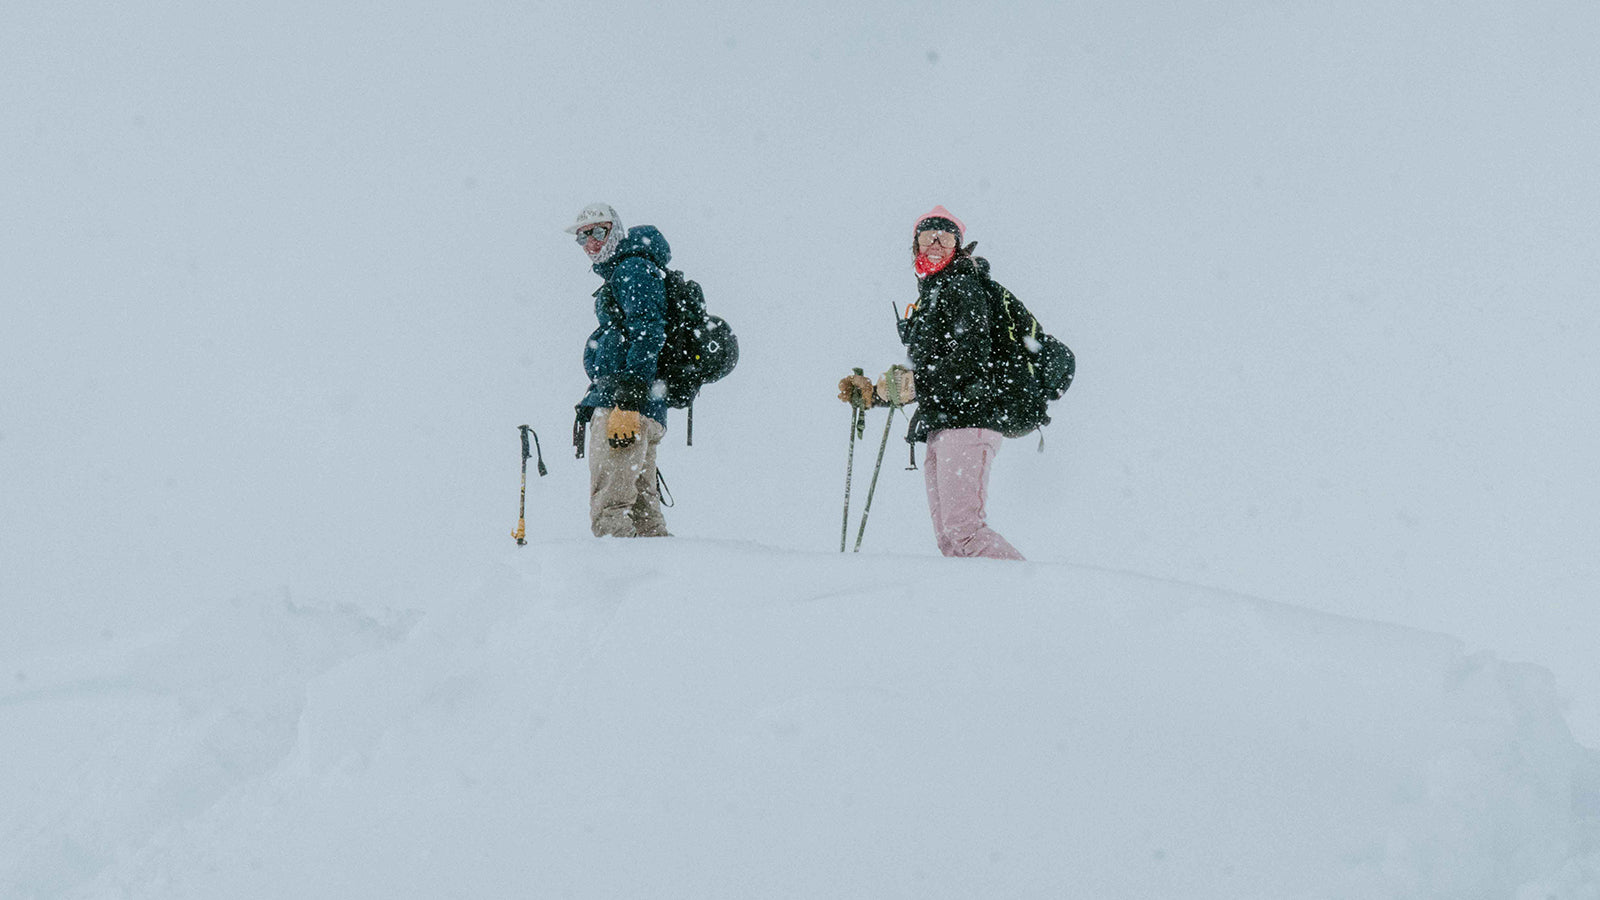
[914,205,966,240]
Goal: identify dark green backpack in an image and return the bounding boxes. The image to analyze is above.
[983,278,1075,438]
[656,268,738,409]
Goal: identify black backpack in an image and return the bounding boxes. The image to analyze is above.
[655,267,738,409]
[983,277,1075,438]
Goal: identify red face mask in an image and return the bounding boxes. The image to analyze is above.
[915,251,955,278]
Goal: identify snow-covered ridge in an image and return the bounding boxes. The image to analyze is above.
[5,540,1596,899]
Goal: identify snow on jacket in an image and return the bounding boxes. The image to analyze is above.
[581,225,671,426]
[899,252,1008,442]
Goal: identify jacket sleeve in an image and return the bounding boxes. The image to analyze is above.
[907,271,993,403]
[606,257,668,410]
[582,324,603,383]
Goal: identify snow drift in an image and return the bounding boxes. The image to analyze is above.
[4,540,1597,899]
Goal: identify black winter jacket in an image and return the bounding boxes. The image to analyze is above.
[899,254,1007,442]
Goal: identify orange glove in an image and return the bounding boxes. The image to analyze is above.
[837,374,875,408]
[606,408,641,448]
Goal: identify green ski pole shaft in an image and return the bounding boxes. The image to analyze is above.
[853,407,895,553]
[840,405,861,552]
[839,368,873,553]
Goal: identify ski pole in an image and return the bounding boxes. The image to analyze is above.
[840,368,868,552]
[853,406,895,553]
[513,425,547,546]
[852,365,911,552]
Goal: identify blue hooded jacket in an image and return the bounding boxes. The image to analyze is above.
[581,225,671,426]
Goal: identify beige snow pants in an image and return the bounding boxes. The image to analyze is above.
[587,407,669,538]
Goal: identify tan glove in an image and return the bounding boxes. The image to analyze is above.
[837,373,875,409]
[875,367,915,407]
[606,408,641,448]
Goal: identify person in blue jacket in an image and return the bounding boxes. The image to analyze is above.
[567,203,673,538]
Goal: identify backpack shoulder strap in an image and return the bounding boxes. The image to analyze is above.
[980,274,1018,343]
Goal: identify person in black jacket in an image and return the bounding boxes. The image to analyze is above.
[839,206,1024,560]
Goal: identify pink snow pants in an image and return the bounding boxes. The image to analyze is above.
[922,427,1025,561]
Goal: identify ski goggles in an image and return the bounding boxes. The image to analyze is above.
[574,224,611,243]
[916,230,958,249]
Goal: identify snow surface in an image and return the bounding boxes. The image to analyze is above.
[4,0,1600,897]
[6,541,1600,899]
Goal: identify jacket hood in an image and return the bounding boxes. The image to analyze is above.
[594,225,671,275]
